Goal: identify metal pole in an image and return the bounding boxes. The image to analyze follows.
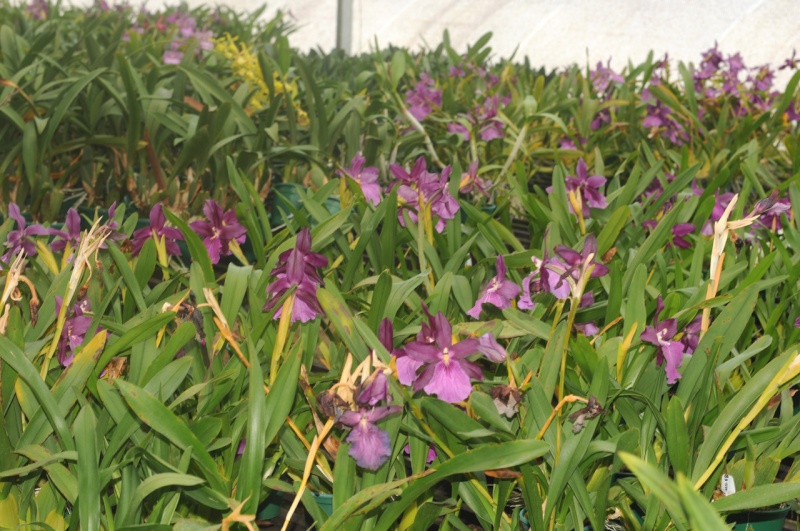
[336,0,353,54]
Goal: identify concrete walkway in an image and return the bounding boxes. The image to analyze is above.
[73,0,800,85]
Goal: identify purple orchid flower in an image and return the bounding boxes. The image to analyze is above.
[543,235,610,300]
[55,297,93,367]
[458,160,492,197]
[404,310,483,403]
[26,0,48,19]
[547,159,607,218]
[131,204,184,256]
[189,200,247,264]
[404,444,437,464]
[390,157,459,233]
[163,42,184,65]
[590,60,624,97]
[448,96,505,142]
[643,221,696,249]
[575,322,599,336]
[476,333,508,363]
[51,208,82,253]
[640,297,687,384]
[338,153,381,206]
[681,316,702,353]
[754,195,792,232]
[405,73,442,121]
[3,203,52,261]
[384,317,422,386]
[467,255,521,318]
[795,317,800,328]
[263,227,328,323]
[338,406,402,470]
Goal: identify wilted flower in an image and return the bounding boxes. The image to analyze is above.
[339,406,402,470]
[189,200,247,264]
[390,157,459,233]
[131,204,184,257]
[263,227,328,323]
[569,395,605,433]
[338,153,381,206]
[55,297,93,367]
[468,255,521,318]
[640,297,687,384]
[490,384,522,418]
[3,203,51,261]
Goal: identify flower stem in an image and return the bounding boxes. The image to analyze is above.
[270,294,295,385]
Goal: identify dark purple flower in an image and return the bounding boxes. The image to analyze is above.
[338,153,381,206]
[681,316,702,353]
[263,227,328,323]
[189,200,247,264]
[405,73,442,121]
[339,406,401,470]
[236,438,246,456]
[131,204,184,257]
[3,203,51,261]
[468,255,521,318]
[640,297,687,384]
[642,80,689,145]
[795,317,800,328]
[55,297,93,367]
[404,311,486,403]
[781,50,799,71]
[547,159,607,218]
[390,157,459,233]
[645,221,696,249]
[51,208,82,253]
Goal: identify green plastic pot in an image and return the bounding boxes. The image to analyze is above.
[728,506,791,531]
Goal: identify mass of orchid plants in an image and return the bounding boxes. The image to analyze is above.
[4,1,800,530]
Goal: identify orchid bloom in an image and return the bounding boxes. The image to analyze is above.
[3,203,51,261]
[339,406,402,470]
[467,255,521,318]
[263,227,328,323]
[55,297,93,367]
[51,208,82,254]
[338,153,381,206]
[189,199,247,264]
[640,297,688,384]
[131,204,184,256]
[390,157,459,233]
[404,309,490,403]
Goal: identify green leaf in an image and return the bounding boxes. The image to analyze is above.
[0,336,74,452]
[666,396,690,476]
[317,286,369,361]
[115,380,225,492]
[389,50,405,90]
[75,406,100,530]
[596,205,629,255]
[374,440,549,531]
[676,475,730,531]
[263,344,301,446]
[163,209,214,284]
[239,345,266,515]
[711,483,800,512]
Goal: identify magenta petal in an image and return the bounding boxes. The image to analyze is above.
[477,334,507,362]
[346,421,392,470]
[404,343,440,364]
[204,237,222,264]
[422,361,474,403]
[662,341,687,384]
[396,354,423,385]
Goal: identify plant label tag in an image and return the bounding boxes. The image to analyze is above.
[721,474,736,496]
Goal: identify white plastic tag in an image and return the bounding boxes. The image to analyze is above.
[720,474,736,496]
